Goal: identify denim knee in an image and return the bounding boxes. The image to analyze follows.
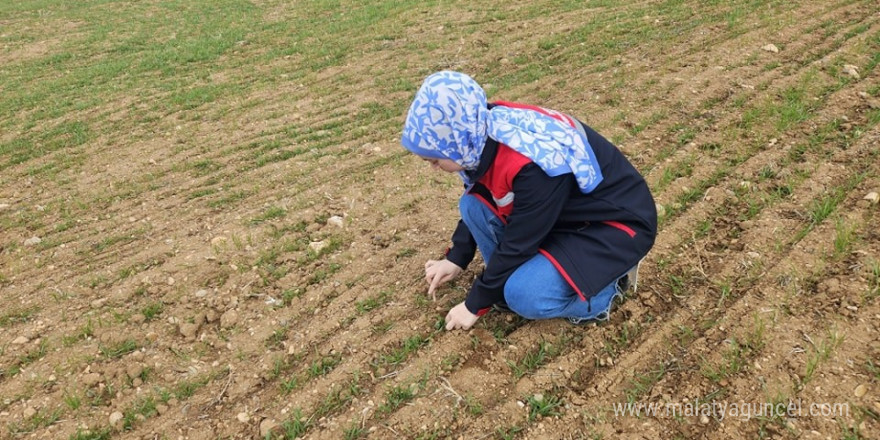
[458,195,482,229]
[504,273,555,320]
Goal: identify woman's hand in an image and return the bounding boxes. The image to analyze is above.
[424,259,462,300]
[445,301,479,331]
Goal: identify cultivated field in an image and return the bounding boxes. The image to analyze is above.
[1,1,879,439]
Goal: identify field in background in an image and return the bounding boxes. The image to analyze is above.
[1,0,879,439]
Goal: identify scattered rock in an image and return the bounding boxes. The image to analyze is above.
[532,393,544,403]
[12,336,29,345]
[327,215,345,228]
[167,277,175,286]
[23,236,42,247]
[109,411,124,428]
[22,406,36,419]
[854,384,867,398]
[211,236,228,247]
[90,298,108,308]
[761,43,779,53]
[130,314,146,324]
[195,289,209,298]
[179,323,200,340]
[126,364,144,380]
[260,419,279,437]
[842,64,860,80]
[0,203,10,211]
[655,203,666,218]
[220,310,239,329]
[700,414,710,424]
[864,192,879,204]
[156,404,169,415]
[82,373,102,387]
[237,412,250,423]
[309,241,327,253]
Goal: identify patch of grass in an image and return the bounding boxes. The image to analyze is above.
[68,427,112,440]
[495,425,523,440]
[275,409,311,439]
[802,329,844,385]
[624,363,668,404]
[832,217,858,258]
[527,392,563,422]
[308,354,342,378]
[122,396,157,430]
[376,334,430,367]
[0,306,39,327]
[142,302,164,321]
[868,259,880,302]
[250,205,287,224]
[508,340,559,379]
[99,339,139,359]
[602,321,642,357]
[343,423,366,440]
[7,407,63,435]
[18,338,50,369]
[280,376,299,394]
[64,392,82,411]
[378,383,417,414]
[62,319,95,346]
[355,289,392,314]
[371,321,393,335]
[265,326,289,349]
[701,315,766,383]
[281,287,305,306]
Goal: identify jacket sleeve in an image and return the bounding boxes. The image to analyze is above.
[445,219,476,270]
[463,164,573,314]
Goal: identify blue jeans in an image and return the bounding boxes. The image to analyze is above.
[459,194,623,321]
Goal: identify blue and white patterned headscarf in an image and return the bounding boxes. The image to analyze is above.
[401,71,603,193]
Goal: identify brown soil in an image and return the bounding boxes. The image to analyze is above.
[1,1,879,439]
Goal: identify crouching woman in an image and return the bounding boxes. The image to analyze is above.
[401,71,657,331]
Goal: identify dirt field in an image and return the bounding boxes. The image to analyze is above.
[1,0,879,439]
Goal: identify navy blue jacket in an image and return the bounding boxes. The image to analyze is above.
[446,103,657,315]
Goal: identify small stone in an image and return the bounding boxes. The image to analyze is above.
[22,407,36,419]
[194,289,209,298]
[82,373,102,387]
[0,203,10,211]
[237,412,250,423]
[167,277,175,286]
[260,419,279,437]
[109,411,124,428]
[156,404,169,415]
[309,241,327,253]
[864,192,879,204]
[23,236,42,247]
[762,43,779,53]
[90,298,107,308]
[211,236,228,247]
[700,414,710,424]
[130,314,146,324]
[532,393,544,403]
[327,216,344,228]
[842,64,860,79]
[854,384,867,398]
[126,365,144,380]
[12,336,29,345]
[655,203,666,218]
[179,323,200,339]
[516,401,525,408]
[220,310,239,329]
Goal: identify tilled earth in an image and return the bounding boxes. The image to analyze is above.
[1,1,879,439]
